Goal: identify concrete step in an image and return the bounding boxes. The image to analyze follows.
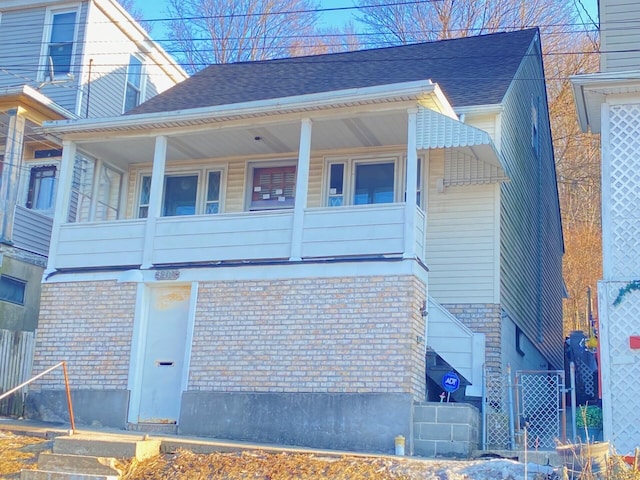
[37,453,121,476]
[20,469,118,480]
[53,434,160,461]
[126,422,178,435]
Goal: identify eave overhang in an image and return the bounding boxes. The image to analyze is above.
[42,80,452,137]
[571,71,640,134]
[0,85,76,124]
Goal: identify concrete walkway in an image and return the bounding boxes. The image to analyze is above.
[0,416,383,459]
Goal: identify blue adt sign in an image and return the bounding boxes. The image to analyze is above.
[441,371,460,393]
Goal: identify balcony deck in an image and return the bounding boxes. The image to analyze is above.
[52,204,425,270]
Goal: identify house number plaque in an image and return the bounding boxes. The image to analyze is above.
[155,269,180,281]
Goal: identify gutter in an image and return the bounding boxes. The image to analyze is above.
[41,80,439,134]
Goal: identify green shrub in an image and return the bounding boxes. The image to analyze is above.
[577,405,603,429]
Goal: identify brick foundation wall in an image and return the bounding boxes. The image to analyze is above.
[190,275,427,399]
[443,303,502,375]
[32,281,137,390]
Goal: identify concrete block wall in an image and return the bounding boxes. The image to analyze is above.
[413,402,480,457]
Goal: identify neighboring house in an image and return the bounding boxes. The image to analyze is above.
[29,28,563,454]
[0,0,188,333]
[572,0,640,455]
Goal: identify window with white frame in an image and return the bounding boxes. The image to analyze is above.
[326,155,424,208]
[68,154,95,223]
[44,9,77,79]
[137,168,224,218]
[248,164,296,210]
[95,164,122,220]
[124,55,143,112]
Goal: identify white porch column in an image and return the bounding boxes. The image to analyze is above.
[0,108,26,243]
[141,136,167,269]
[290,118,312,261]
[403,108,418,259]
[45,140,76,275]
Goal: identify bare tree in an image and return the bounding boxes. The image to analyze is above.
[165,0,321,72]
[355,0,577,45]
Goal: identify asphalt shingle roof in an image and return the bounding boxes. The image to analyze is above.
[130,28,538,115]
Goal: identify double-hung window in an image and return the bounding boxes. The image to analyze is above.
[124,56,143,112]
[45,10,77,79]
[326,155,423,208]
[26,165,57,210]
[137,169,224,218]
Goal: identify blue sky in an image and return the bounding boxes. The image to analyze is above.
[135,0,599,40]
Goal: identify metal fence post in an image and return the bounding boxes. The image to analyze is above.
[507,364,516,450]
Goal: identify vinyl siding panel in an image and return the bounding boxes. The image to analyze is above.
[13,206,53,256]
[464,114,496,141]
[600,0,640,72]
[426,150,499,304]
[0,9,47,89]
[79,4,133,117]
[499,36,564,368]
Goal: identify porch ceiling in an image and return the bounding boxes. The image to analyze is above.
[77,110,410,169]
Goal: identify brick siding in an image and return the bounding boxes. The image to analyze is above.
[32,274,427,399]
[443,303,502,375]
[32,281,136,390]
[190,275,427,399]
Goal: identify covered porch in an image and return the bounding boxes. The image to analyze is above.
[42,81,503,273]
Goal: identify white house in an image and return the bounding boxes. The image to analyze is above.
[572,0,640,455]
[28,28,564,454]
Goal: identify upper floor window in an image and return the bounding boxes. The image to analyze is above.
[45,10,77,78]
[26,165,57,211]
[532,96,540,157]
[137,168,224,218]
[249,164,296,210]
[124,56,144,112]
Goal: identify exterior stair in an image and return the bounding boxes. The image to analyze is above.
[21,433,161,480]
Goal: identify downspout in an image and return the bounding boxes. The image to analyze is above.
[85,59,93,118]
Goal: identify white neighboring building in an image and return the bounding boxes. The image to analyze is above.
[572,0,640,455]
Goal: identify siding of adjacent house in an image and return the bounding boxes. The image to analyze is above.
[600,0,640,72]
[79,2,182,117]
[498,35,564,369]
[8,3,89,115]
[425,150,499,304]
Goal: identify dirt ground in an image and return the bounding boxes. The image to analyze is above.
[0,431,52,479]
[0,430,562,480]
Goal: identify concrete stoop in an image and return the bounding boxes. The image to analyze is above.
[21,434,161,480]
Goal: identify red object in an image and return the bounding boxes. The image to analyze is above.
[630,336,640,349]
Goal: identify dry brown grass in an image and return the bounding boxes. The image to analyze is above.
[0,431,51,479]
[120,449,431,480]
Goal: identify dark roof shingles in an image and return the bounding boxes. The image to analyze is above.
[130,28,537,115]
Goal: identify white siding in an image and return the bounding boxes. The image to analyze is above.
[55,220,145,268]
[426,151,498,304]
[80,4,136,117]
[600,0,640,72]
[0,8,45,89]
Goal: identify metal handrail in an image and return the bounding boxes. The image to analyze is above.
[0,361,75,433]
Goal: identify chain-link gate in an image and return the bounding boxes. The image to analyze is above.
[484,368,566,451]
[515,370,566,449]
[484,371,511,450]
